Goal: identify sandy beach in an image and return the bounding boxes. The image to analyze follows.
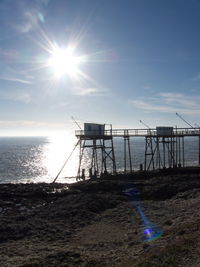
[0,168,200,266]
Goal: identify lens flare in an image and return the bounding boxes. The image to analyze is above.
[143,224,163,242]
[123,185,163,242]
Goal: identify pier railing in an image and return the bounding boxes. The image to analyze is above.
[75,127,200,138]
[75,126,200,178]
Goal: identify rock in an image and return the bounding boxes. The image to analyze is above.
[128,241,136,247]
[19,206,28,211]
[165,220,173,226]
[4,201,13,206]
[143,243,150,251]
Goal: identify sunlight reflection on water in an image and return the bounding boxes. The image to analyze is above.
[42,134,79,183]
[0,135,199,183]
[0,134,80,183]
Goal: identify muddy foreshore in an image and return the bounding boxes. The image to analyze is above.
[1,167,200,266]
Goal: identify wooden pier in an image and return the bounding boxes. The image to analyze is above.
[75,125,200,179]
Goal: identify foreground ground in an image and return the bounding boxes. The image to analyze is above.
[0,168,200,266]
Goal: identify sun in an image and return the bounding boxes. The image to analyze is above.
[48,46,83,79]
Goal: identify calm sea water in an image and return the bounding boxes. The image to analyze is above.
[0,136,199,183]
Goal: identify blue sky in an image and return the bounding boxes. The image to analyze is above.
[1,0,200,135]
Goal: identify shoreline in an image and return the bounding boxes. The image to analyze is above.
[0,168,200,266]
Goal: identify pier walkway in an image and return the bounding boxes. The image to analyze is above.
[75,126,200,178]
[75,127,200,138]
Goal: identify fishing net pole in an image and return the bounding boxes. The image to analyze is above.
[52,140,80,183]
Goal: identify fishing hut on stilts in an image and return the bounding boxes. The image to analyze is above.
[53,121,200,183]
[144,127,185,170]
[76,123,116,180]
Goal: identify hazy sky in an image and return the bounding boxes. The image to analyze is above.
[1,0,200,136]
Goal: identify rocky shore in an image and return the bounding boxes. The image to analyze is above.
[1,168,200,266]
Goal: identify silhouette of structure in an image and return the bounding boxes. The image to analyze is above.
[75,124,200,179]
[77,123,116,179]
[144,127,185,170]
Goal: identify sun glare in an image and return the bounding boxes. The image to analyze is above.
[48,46,83,79]
[35,29,106,89]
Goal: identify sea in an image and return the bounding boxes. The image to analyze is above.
[0,135,199,183]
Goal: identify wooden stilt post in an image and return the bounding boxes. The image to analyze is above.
[199,135,200,165]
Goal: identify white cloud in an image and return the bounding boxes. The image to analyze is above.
[1,0,50,34]
[74,87,105,96]
[159,93,197,107]
[0,0,50,40]
[0,66,33,84]
[191,73,200,81]
[0,120,67,128]
[0,76,32,84]
[131,92,200,115]
[0,90,31,103]
[0,119,70,136]
[16,9,40,33]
